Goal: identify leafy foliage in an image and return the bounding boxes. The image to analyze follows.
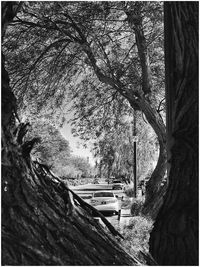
[120,216,153,262]
[26,119,93,178]
[93,111,158,179]
[3,1,165,122]
[26,120,70,164]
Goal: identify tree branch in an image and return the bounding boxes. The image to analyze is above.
[157,98,165,112]
[95,37,114,76]
[124,4,152,95]
[30,39,71,71]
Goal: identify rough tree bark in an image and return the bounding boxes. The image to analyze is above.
[149,2,198,265]
[131,99,167,219]
[1,3,141,265]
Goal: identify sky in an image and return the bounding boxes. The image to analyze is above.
[60,121,96,167]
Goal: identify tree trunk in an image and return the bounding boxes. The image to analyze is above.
[149,2,198,265]
[129,97,167,219]
[125,4,167,219]
[1,3,140,265]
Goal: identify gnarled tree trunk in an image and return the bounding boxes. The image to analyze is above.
[125,3,167,219]
[149,2,198,265]
[1,3,141,265]
[129,96,167,219]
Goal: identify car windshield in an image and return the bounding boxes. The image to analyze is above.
[93,192,114,198]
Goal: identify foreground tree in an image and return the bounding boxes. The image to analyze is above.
[1,3,141,265]
[149,2,198,265]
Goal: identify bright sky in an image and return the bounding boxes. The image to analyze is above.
[60,122,96,166]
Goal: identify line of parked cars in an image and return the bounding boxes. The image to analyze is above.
[80,178,125,215]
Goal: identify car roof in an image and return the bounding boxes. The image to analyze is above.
[93,190,114,193]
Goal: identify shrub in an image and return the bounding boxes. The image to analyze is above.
[130,198,145,216]
[120,216,153,263]
[124,187,134,197]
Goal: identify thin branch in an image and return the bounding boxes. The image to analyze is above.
[85,18,126,22]
[157,98,165,112]
[120,42,137,64]
[142,112,148,124]
[95,38,114,75]
[30,39,71,72]
[12,18,57,31]
[62,12,86,43]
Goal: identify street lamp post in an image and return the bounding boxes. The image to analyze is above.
[133,110,137,198]
[123,113,138,197]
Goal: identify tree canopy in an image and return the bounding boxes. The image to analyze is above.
[3,1,167,216]
[4,2,165,121]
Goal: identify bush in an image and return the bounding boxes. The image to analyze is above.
[124,187,134,197]
[120,216,153,263]
[130,198,144,216]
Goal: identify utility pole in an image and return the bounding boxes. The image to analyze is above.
[133,110,137,198]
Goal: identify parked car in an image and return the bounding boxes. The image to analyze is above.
[93,179,99,184]
[112,180,124,190]
[90,191,120,215]
[80,195,92,204]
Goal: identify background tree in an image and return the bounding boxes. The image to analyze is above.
[69,156,92,178]
[149,2,198,265]
[93,111,159,185]
[27,120,71,164]
[27,119,93,179]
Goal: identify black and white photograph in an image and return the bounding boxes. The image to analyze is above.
[1,1,198,265]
